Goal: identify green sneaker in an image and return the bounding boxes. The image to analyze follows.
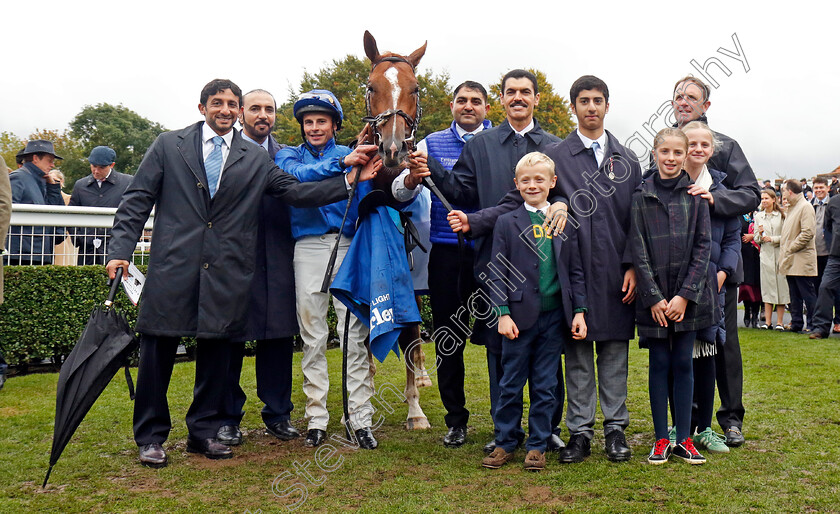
[695,427,730,453]
[668,426,676,447]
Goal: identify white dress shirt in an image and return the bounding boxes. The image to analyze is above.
[201,123,235,191]
[576,129,607,167]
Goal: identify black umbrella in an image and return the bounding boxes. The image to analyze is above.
[43,268,138,487]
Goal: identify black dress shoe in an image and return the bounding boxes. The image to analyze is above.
[605,430,632,462]
[484,433,524,454]
[725,426,745,447]
[186,436,232,460]
[483,439,496,454]
[216,425,242,446]
[546,433,566,453]
[443,426,467,448]
[351,427,378,450]
[266,420,300,441]
[558,434,591,463]
[138,443,167,468]
[304,429,327,448]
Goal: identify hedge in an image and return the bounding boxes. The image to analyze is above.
[0,266,434,371]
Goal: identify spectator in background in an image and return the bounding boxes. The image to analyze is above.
[829,176,839,196]
[5,140,65,265]
[811,176,840,333]
[0,156,12,390]
[779,179,818,333]
[755,189,788,329]
[68,146,132,265]
[739,211,762,328]
[14,148,25,169]
[801,178,812,201]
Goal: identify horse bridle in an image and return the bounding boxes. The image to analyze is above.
[363,56,423,150]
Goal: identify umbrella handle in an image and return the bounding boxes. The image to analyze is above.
[105,267,124,307]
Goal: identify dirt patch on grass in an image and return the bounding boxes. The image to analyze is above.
[0,406,26,416]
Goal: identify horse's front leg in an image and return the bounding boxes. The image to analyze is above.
[399,325,431,430]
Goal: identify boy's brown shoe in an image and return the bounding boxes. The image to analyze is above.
[482,447,515,469]
[524,450,545,471]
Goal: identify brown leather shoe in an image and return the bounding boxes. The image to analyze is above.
[481,447,515,469]
[809,331,828,339]
[524,450,545,471]
[138,443,167,468]
[186,437,232,459]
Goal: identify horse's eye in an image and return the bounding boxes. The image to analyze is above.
[367,85,375,93]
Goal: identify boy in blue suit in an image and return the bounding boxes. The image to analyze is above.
[449,152,587,471]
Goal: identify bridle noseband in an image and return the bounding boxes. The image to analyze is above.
[363,56,423,150]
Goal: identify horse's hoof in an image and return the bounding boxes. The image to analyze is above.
[415,376,433,388]
[405,417,431,430]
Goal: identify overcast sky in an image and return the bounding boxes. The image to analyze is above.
[3,0,835,180]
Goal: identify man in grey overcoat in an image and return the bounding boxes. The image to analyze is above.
[106,79,379,468]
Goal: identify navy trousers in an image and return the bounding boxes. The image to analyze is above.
[224,337,295,427]
[429,243,477,429]
[495,308,564,452]
[787,275,817,331]
[133,335,230,444]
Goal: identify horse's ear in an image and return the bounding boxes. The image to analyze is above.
[363,31,380,64]
[407,41,427,69]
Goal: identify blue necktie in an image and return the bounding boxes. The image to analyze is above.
[205,136,224,198]
[590,141,602,167]
[463,133,474,142]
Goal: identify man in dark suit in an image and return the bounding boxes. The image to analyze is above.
[672,76,759,447]
[425,69,562,454]
[219,89,300,446]
[106,79,379,468]
[69,146,133,265]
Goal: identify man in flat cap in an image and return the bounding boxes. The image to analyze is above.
[69,146,133,265]
[5,140,64,265]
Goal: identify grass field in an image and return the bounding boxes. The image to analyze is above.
[1,327,838,512]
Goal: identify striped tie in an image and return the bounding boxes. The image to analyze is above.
[205,136,224,198]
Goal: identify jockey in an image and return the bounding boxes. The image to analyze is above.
[275,89,380,450]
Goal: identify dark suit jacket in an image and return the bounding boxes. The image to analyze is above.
[68,169,133,254]
[236,135,299,342]
[107,122,349,339]
[487,204,586,331]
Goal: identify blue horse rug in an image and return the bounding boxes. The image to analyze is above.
[331,199,421,362]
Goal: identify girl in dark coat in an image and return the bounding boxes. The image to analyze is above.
[631,128,712,465]
[678,122,740,455]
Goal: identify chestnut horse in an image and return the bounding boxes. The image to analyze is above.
[361,31,433,431]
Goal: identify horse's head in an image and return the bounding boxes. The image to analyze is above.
[363,31,427,170]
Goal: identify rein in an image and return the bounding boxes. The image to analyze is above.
[363,56,423,150]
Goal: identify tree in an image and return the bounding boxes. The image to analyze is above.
[487,69,576,139]
[273,55,454,147]
[69,103,166,180]
[0,131,25,171]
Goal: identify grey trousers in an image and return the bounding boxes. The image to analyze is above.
[563,339,630,440]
